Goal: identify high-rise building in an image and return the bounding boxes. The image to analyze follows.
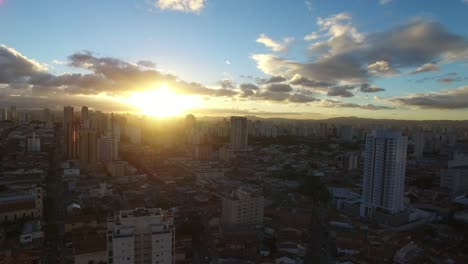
[27,133,41,152]
[79,128,97,166]
[98,133,117,162]
[221,188,264,227]
[230,116,248,150]
[318,123,328,139]
[341,125,353,142]
[185,114,196,144]
[42,108,54,128]
[107,208,175,264]
[8,105,17,122]
[412,132,424,159]
[342,152,358,170]
[81,106,90,128]
[361,130,408,217]
[440,151,468,194]
[64,106,78,159]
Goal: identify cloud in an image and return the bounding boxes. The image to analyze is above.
[252,18,468,85]
[327,86,354,97]
[0,45,239,101]
[156,0,205,13]
[392,86,468,109]
[239,83,259,90]
[263,75,286,84]
[304,32,319,41]
[219,79,235,89]
[52,59,66,65]
[289,74,333,89]
[360,83,385,93]
[265,83,293,93]
[239,83,259,98]
[367,60,397,76]
[380,0,391,5]
[410,63,439,74]
[191,107,314,117]
[256,34,294,52]
[0,45,46,83]
[137,60,156,68]
[437,77,462,83]
[256,91,291,101]
[289,93,319,103]
[321,99,394,110]
[225,60,231,65]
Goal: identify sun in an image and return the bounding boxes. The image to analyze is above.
[127,85,201,117]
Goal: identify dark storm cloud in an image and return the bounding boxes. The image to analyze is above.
[392,86,468,109]
[359,83,385,93]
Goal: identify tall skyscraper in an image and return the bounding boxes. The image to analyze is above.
[361,130,408,217]
[81,106,90,128]
[185,114,196,144]
[64,106,78,159]
[107,208,175,264]
[79,128,97,166]
[98,133,116,162]
[230,116,248,150]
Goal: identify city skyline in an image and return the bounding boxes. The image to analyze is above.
[1,0,468,120]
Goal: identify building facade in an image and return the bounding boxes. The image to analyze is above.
[361,130,408,217]
[79,128,97,166]
[230,116,248,150]
[221,189,264,227]
[107,208,175,264]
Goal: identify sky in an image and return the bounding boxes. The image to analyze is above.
[0,0,468,120]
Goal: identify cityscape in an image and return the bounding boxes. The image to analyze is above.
[1,0,468,264]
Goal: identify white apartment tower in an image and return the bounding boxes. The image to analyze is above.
[361,130,408,217]
[221,189,264,227]
[230,116,248,150]
[107,208,175,264]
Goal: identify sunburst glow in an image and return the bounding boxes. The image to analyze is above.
[127,85,201,117]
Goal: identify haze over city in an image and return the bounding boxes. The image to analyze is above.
[1,1,468,264]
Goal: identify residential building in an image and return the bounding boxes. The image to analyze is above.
[221,188,264,227]
[79,128,97,166]
[230,116,248,150]
[107,208,175,264]
[361,129,408,217]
